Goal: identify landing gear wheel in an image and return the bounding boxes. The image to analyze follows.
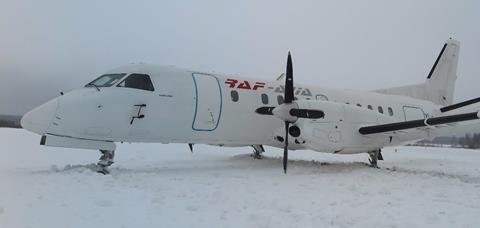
[368,149,382,168]
[251,145,265,159]
[97,150,115,174]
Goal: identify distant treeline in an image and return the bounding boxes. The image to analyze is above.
[411,133,480,149]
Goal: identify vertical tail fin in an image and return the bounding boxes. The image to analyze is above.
[424,38,460,105]
[375,38,460,106]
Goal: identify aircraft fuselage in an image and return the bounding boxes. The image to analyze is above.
[21,64,445,154]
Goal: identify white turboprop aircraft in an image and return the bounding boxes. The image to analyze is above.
[18,38,480,174]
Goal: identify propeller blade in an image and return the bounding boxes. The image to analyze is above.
[284,52,294,104]
[290,109,325,119]
[255,106,276,115]
[284,121,289,174]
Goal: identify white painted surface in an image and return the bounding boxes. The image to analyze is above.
[18,60,480,154]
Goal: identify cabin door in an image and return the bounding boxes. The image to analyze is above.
[403,106,425,121]
[192,73,222,131]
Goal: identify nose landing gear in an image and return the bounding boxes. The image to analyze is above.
[97,149,115,175]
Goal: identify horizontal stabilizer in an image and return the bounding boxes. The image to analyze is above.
[440,97,480,112]
[359,112,479,135]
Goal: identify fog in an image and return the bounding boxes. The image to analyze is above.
[1,0,480,115]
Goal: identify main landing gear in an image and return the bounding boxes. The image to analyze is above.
[368,149,383,168]
[252,145,265,159]
[97,149,115,175]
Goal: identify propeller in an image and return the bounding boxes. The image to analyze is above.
[255,106,275,115]
[255,52,324,173]
[285,53,294,104]
[282,53,294,174]
[284,121,289,173]
[256,107,324,119]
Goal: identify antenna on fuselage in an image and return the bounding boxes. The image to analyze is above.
[276,73,285,81]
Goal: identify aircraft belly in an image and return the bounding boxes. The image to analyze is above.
[85,127,112,137]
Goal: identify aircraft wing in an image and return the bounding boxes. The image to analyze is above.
[0,115,22,128]
[358,111,480,135]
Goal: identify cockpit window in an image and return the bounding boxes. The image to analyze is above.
[117,74,155,91]
[85,73,126,87]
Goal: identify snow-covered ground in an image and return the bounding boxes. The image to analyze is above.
[1,129,480,228]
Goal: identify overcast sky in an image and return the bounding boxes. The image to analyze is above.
[1,0,479,115]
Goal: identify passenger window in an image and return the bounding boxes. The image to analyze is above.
[378,106,384,114]
[261,94,269,105]
[277,95,284,105]
[231,90,239,102]
[388,107,394,116]
[85,73,126,88]
[367,105,373,110]
[117,74,154,91]
[356,104,362,107]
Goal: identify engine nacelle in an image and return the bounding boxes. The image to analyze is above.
[291,100,393,153]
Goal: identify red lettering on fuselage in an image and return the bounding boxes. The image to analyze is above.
[237,81,251,90]
[225,79,266,91]
[225,79,238,88]
[252,82,265,90]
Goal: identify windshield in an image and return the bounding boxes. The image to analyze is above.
[117,74,155,91]
[85,73,126,87]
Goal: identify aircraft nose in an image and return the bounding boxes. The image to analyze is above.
[21,98,59,135]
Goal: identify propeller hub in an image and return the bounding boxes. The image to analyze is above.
[272,103,298,123]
